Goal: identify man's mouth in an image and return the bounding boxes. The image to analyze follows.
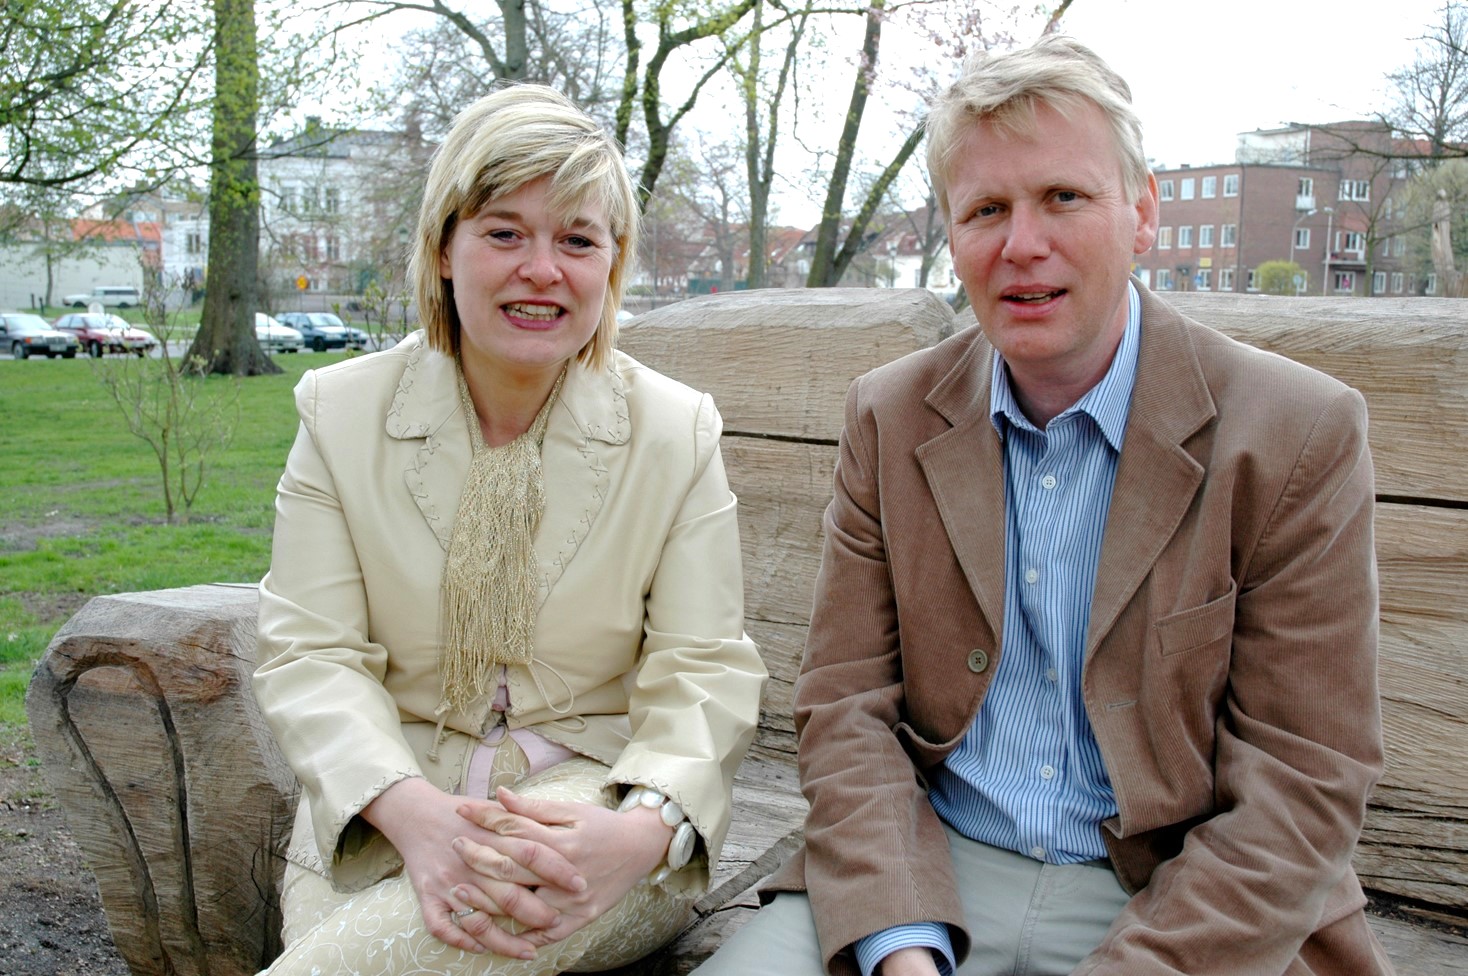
[1003,289,1065,304]
[504,303,563,321]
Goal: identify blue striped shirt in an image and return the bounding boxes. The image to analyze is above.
[855,284,1141,976]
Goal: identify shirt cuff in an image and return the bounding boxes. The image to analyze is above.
[854,922,955,976]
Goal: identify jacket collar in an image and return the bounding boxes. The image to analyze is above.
[385,332,630,446]
[916,282,1216,656]
[386,332,630,600]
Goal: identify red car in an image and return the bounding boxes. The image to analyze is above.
[51,312,158,357]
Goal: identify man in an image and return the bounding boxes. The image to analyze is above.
[696,35,1391,976]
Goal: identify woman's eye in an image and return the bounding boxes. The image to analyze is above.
[565,235,595,249]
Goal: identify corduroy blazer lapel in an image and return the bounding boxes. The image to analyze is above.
[916,334,1008,644]
[1086,290,1214,662]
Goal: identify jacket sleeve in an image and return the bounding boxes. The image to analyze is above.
[252,370,423,889]
[608,392,768,872]
[1078,386,1384,974]
[795,378,970,976]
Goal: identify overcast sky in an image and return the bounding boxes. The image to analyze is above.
[1060,0,1448,168]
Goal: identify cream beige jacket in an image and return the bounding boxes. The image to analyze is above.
[254,333,766,892]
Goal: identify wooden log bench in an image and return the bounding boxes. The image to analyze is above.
[26,288,1468,975]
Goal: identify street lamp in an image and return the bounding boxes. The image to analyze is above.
[1289,209,1316,295]
[1321,206,1335,296]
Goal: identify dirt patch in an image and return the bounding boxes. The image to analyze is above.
[0,728,128,976]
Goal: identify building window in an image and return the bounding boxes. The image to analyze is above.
[1159,180,1174,201]
[1339,179,1370,201]
[1197,268,1212,290]
[186,232,203,255]
[1373,271,1387,294]
[1223,174,1239,197]
[325,188,341,214]
[1180,178,1195,200]
[1393,236,1406,257]
[1247,268,1259,291]
[1156,268,1174,290]
[1201,176,1217,198]
[1221,223,1237,247]
[1178,225,1193,248]
[1199,225,1214,247]
[1294,228,1310,249]
[1298,177,1314,197]
[1392,272,1404,293]
[282,186,298,213]
[1426,273,1438,295]
[1339,231,1365,254]
[326,236,341,261]
[1157,226,1172,249]
[1220,267,1235,291]
[1333,271,1356,293]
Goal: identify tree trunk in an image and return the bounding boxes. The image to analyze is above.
[187,0,278,376]
[805,0,885,288]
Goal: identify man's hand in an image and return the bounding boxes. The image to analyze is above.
[360,777,583,958]
[453,786,674,944]
[878,946,944,976]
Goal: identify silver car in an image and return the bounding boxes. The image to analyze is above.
[255,313,303,353]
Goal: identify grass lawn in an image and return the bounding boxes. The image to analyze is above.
[0,351,346,729]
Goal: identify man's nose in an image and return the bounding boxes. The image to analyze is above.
[1001,207,1051,263]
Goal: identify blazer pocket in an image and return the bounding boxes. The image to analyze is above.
[1155,583,1237,657]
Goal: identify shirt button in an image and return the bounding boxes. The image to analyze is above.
[1024,568,1039,584]
[1041,474,1057,490]
[1040,764,1056,780]
[1031,846,1047,860]
[1046,668,1058,683]
[967,648,989,673]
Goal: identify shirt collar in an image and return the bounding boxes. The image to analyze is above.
[989,281,1140,450]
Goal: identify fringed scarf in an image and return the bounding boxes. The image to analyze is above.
[437,367,566,714]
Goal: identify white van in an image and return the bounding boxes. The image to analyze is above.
[62,286,142,308]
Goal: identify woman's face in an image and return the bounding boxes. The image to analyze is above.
[439,176,614,385]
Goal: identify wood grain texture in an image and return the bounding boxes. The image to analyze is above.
[25,584,296,976]
[618,287,953,440]
[1163,293,1468,503]
[23,289,1468,975]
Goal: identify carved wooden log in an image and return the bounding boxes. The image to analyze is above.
[25,584,297,976]
[23,290,1468,976]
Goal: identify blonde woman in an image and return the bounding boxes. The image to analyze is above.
[253,85,766,974]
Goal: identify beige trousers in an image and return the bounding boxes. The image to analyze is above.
[261,754,693,975]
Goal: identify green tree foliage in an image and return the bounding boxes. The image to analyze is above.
[0,0,209,191]
[1256,260,1306,296]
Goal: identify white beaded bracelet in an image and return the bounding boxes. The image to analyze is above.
[618,785,697,885]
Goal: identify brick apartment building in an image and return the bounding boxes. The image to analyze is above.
[1134,121,1432,298]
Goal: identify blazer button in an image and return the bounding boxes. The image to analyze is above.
[967,648,989,673]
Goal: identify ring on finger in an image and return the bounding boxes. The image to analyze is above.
[452,907,478,923]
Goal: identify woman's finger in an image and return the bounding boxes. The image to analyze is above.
[453,878,561,931]
[452,833,586,892]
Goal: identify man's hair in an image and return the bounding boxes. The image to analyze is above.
[409,84,640,370]
[925,35,1150,214]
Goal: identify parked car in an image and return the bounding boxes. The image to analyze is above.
[0,312,80,359]
[51,312,158,357]
[276,311,364,352]
[255,313,303,353]
[61,286,142,308]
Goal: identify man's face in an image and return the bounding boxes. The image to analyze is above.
[945,100,1158,402]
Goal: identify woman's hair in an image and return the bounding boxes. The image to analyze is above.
[410,85,640,371]
[925,35,1150,214]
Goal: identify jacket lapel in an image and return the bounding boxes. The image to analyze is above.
[386,334,471,551]
[917,331,1008,639]
[1084,288,1214,659]
[532,357,629,602]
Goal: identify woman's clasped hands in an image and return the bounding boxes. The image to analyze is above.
[450,787,678,949]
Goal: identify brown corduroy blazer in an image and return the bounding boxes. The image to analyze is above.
[765,286,1394,976]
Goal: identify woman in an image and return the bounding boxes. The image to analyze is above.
[253,85,766,974]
